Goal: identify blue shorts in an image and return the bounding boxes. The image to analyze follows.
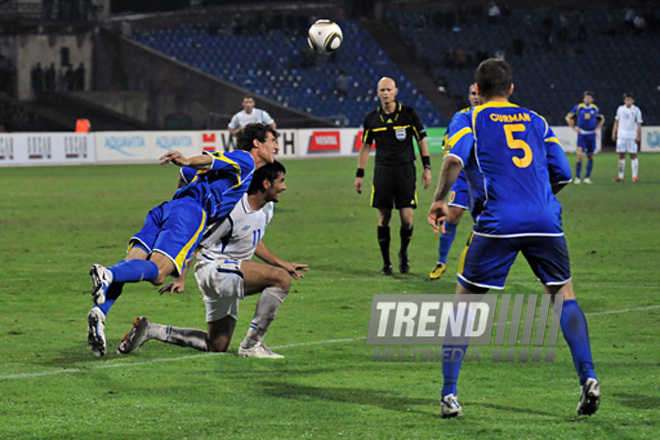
[577,133,596,155]
[458,233,571,292]
[130,197,208,276]
[448,171,469,210]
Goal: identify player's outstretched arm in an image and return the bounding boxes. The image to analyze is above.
[255,241,309,279]
[160,151,213,170]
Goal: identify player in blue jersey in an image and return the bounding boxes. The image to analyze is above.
[565,91,604,184]
[428,59,600,418]
[429,85,482,280]
[117,161,308,359]
[86,123,279,357]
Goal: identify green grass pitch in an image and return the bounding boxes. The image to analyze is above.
[1,153,659,439]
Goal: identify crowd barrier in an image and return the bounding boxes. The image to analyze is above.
[1,126,658,167]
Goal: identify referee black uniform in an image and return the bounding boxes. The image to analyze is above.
[362,101,427,210]
[358,99,430,275]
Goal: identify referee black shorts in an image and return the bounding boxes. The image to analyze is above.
[371,162,417,210]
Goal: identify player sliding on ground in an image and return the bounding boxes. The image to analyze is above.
[117,161,308,358]
[428,58,600,418]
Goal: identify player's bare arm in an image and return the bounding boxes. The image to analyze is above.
[428,155,462,234]
[255,241,308,279]
[160,151,213,170]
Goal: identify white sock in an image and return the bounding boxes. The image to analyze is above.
[618,159,625,179]
[631,158,638,179]
[242,287,287,348]
[149,323,208,351]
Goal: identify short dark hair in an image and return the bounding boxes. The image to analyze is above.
[235,122,278,152]
[623,91,634,100]
[583,90,594,98]
[474,58,512,100]
[248,160,286,194]
[243,95,255,101]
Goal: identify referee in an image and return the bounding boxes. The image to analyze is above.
[355,77,432,275]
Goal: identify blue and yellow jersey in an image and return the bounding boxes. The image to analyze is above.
[442,107,471,156]
[174,150,255,223]
[565,103,604,132]
[180,166,201,185]
[445,101,571,237]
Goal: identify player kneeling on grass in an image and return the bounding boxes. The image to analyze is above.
[117,161,308,359]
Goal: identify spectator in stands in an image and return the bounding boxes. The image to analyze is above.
[623,8,637,33]
[65,64,75,91]
[31,63,44,95]
[487,2,500,24]
[58,65,67,91]
[454,46,467,69]
[335,70,349,99]
[228,96,276,137]
[0,55,15,95]
[633,14,647,34]
[494,47,506,61]
[45,63,56,92]
[75,63,85,91]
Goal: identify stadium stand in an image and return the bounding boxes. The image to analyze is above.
[130,18,448,127]
[388,7,659,127]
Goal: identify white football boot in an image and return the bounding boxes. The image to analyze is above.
[440,394,463,418]
[87,307,107,357]
[238,342,284,359]
[576,378,601,416]
[89,263,113,306]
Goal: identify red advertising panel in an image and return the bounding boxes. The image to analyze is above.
[202,132,217,152]
[309,131,340,153]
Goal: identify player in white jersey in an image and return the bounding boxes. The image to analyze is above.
[117,161,308,358]
[612,92,643,182]
[228,95,276,137]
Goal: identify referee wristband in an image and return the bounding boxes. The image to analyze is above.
[356,168,365,178]
[421,156,431,170]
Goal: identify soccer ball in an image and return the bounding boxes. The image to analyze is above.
[307,19,343,55]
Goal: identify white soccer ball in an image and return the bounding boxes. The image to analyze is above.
[307,19,343,55]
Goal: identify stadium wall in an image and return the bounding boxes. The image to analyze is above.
[1,126,659,167]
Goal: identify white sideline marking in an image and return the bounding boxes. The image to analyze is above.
[585,304,660,316]
[1,304,659,381]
